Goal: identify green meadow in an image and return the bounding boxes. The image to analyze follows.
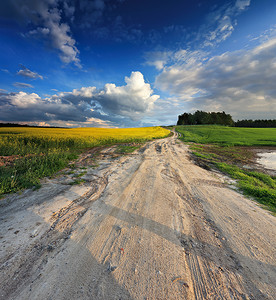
[175,125,276,146]
[175,125,276,213]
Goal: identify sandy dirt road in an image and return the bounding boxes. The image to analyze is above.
[0,132,275,299]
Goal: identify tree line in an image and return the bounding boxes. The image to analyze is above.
[0,123,65,128]
[177,111,234,126]
[235,119,276,128]
[177,111,276,127]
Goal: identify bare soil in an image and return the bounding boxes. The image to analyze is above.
[0,132,275,299]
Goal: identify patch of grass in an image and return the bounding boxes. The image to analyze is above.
[90,162,99,169]
[32,183,42,191]
[163,126,174,130]
[0,152,77,195]
[116,144,142,154]
[190,144,254,165]
[74,171,87,178]
[216,162,276,213]
[192,150,217,160]
[67,170,75,175]
[176,125,276,146]
[69,179,86,185]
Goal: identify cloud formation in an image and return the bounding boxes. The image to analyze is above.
[13,82,34,88]
[144,51,173,70]
[0,71,159,127]
[155,36,276,120]
[236,0,251,10]
[1,69,10,74]
[200,0,251,47]
[146,1,252,69]
[17,65,43,79]
[95,72,159,120]
[0,0,80,66]
[145,1,251,72]
[145,49,208,71]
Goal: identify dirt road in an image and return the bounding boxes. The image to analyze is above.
[0,133,275,299]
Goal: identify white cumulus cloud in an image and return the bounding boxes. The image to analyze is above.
[0,71,159,126]
[96,71,159,120]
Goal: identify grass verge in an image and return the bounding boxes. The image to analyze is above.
[0,152,78,195]
[191,146,276,213]
[216,163,276,211]
[175,126,276,213]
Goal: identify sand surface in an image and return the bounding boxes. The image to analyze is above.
[0,132,275,299]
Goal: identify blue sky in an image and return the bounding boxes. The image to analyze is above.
[0,0,276,127]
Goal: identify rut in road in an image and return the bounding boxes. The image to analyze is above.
[0,133,275,300]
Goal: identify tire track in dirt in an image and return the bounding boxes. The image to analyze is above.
[0,132,275,299]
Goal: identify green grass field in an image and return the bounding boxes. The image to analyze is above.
[175,125,276,146]
[175,125,276,213]
[0,126,170,196]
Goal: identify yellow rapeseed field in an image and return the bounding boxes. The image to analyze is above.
[0,126,170,194]
[0,126,170,140]
[0,126,170,154]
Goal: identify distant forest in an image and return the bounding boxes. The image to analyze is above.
[177,111,276,128]
[177,111,234,126]
[234,119,276,128]
[0,123,64,128]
